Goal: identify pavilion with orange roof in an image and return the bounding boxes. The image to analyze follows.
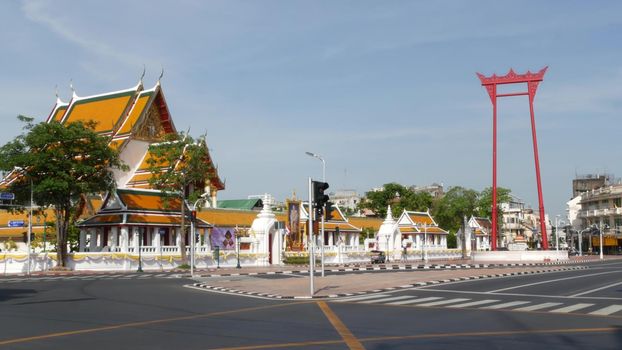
[1,78,225,254]
[396,209,449,250]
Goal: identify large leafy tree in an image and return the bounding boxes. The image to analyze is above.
[358,183,433,218]
[147,132,213,262]
[477,186,512,233]
[431,186,479,233]
[0,116,126,268]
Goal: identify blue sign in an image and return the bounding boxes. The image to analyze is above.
[0,192,15,200]
[8,220,25,227]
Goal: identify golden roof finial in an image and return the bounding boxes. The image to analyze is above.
[139,64,146,85]
[69,79,78,99]
[158,66,164,83]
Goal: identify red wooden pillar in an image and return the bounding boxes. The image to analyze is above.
[477,67,549,250]
[491,84,498,251]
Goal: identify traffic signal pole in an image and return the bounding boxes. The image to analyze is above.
[308,177,314,296]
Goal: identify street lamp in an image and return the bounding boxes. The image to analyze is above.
[596,223,608,261]
[235,226,242,269]
[189,193,209,277]
[422,223,428,263]
[15,167,34,276]
[305,151,326,277]
[578,227,592,257]
[424,223,428,262]
[137,228,143,273]
[555,215,559,251]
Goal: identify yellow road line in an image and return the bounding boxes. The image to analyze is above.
[211,326,617,350]
[0,302,307,347]
[360,326,616,343]
[317,301,365,350]
[210,339,345,350]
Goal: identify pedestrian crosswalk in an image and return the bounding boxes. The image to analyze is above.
[335,293,622,316]
[0,273,180,283]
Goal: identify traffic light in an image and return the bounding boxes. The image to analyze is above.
[312,181,329,209]
[190,210,197,222]
[325,201,334,221]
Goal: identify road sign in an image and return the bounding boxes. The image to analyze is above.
[8,220,25,227]
[0,192,15,200]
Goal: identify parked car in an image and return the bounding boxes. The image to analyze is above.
[370,250,386,264]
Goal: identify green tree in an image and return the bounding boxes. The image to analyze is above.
[147,133,214,262]
[446,232,457,249]
[477,186,512,233]
[0,116,126,267]
[358,183,433,218]
[431,186,479,234]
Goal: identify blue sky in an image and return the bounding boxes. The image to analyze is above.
[1,0,621,221]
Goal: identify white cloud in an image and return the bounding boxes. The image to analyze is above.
[21,0,147,69]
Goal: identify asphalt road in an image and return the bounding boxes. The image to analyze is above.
[1,261,621,349]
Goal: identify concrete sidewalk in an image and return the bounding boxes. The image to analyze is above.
[190,263,592,299]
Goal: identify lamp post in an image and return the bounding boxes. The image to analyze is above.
[578,227,591,257]
[189,193,209,277]
[597,223,608,261]
[386,234,390,263]
[27,177,33,276]
[555,215,559,251]
[305,151,326,277]
[308,177,314,296]
[423,223,428,263]
[137,228,143,273]
[14,167,34,276]
[236,227,242,269]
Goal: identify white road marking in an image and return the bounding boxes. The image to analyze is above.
[337,294,390,302]
[416,298,470,307]
[488,270,622,293]
[570,281,622,297]
[588,305,622,316]
[550,303,594,313]
[482,301,530,309]
[388,297,442,305]
[513,302,563,311]
[447,299,500,308]
[359,295,415,304]
[417,288,622,301]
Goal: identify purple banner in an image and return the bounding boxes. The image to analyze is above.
[211,227,236,250]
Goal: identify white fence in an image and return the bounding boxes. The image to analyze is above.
[2,247,465,274]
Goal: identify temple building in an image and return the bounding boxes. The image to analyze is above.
[0,79,225,253]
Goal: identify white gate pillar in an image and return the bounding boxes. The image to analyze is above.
[110,227,118,251]
[133,227,140,252]
[79,230,87,252]
[120,226,129,253]
[89,228,97,252]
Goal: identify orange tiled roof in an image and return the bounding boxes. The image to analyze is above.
[117,189,183,212]
[136,149,173,171]
[323,221,361,232]
[348,217,383,231]
[51,105,68,122]
[126,214,210,227]
[0,226,46,238]
[399,227,419,234]
[408,212,435,225]
[80,214,124,225]
[61,89,137,134]
[116,91,154,136]
[198,208,286,227]
[421,226,448,234]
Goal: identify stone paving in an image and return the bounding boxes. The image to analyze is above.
[187,257,611,298]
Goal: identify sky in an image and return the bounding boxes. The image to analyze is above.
[1,0,621,221]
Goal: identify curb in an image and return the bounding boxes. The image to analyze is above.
[9,270,187,278]
[188,265,589,299]
[190,261,583,278]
